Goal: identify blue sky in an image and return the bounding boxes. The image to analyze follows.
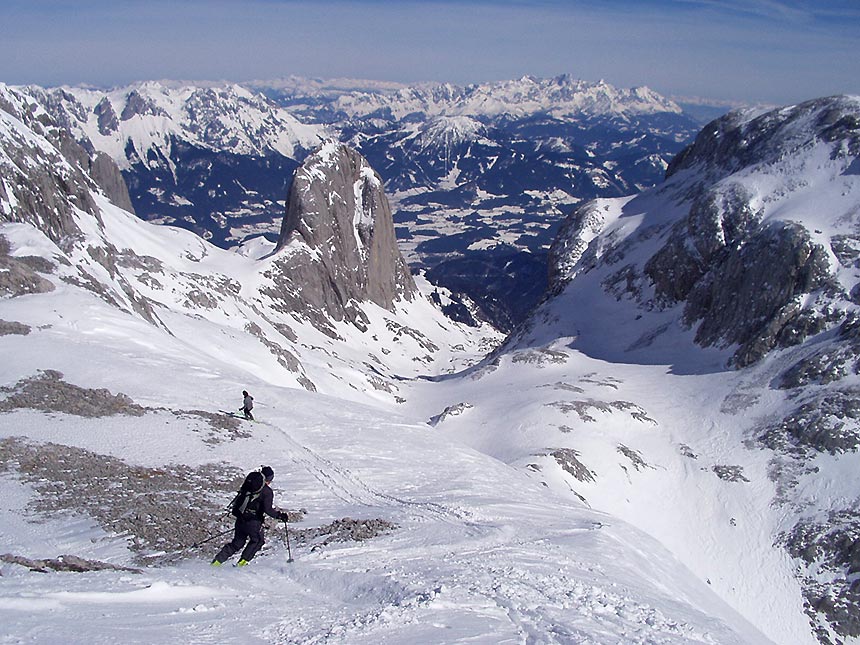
[3,0,858,105]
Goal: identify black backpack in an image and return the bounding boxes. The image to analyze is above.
[229,471,265,518]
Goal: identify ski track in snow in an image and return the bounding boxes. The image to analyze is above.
[272,421,470,525]
[0,401,768,644]
[238,419,763,645]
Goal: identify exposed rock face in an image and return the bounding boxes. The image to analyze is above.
[94,96,119,135]
[0,86,95,244]
[643,99,857,367]
[0,84,133,241]
[120,89,167,121]
[0,235,56,297]
[548,96,860,369]
[268,142,416,329]
[649,217,833,367]
[645,98,858,367]
[88,151,134,213]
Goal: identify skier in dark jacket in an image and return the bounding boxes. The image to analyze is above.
[240,390,254,420]
[212,465,288,566]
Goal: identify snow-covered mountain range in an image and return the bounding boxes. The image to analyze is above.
[252,74,682,121]
[17,75,702,331]
[2,72,859,645]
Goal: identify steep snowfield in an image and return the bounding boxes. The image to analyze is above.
[402,346,814,644]
[0,343,769,644]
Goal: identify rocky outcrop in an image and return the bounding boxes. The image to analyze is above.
[120,89,167,121]
[94,96,119,135]
[0,85,133,240]
[266,142,416,330]
[649,217,834,367]
[88,151,134,213]
[547,96,860,369]
[542,95,860,644]
[0,235,56,297]
[0,553,142,574]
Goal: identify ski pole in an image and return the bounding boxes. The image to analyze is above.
[283,520,294,563]
[189,526,235,550]
[154,527,235,565]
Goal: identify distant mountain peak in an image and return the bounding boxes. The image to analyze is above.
[253,74,682,121]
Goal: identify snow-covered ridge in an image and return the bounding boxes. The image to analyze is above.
[667,94,860,181]
[23,81,325,169]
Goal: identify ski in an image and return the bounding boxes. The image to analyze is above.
[218,409,256,421]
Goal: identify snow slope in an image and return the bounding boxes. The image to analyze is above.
[0,312,769,644]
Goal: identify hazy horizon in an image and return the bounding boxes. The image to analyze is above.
[4,0,859,107]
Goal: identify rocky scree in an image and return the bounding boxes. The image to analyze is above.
[778,509,860,642]
[0,371,398,565]
[0,235,56,298]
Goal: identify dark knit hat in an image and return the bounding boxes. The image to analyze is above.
[261,465,274,482]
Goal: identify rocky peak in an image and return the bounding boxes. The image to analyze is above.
[94,97,119,136]
[120,89,168,121]
[546,95,860,368]
[267,141,416,331]
[666,95,860,183]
